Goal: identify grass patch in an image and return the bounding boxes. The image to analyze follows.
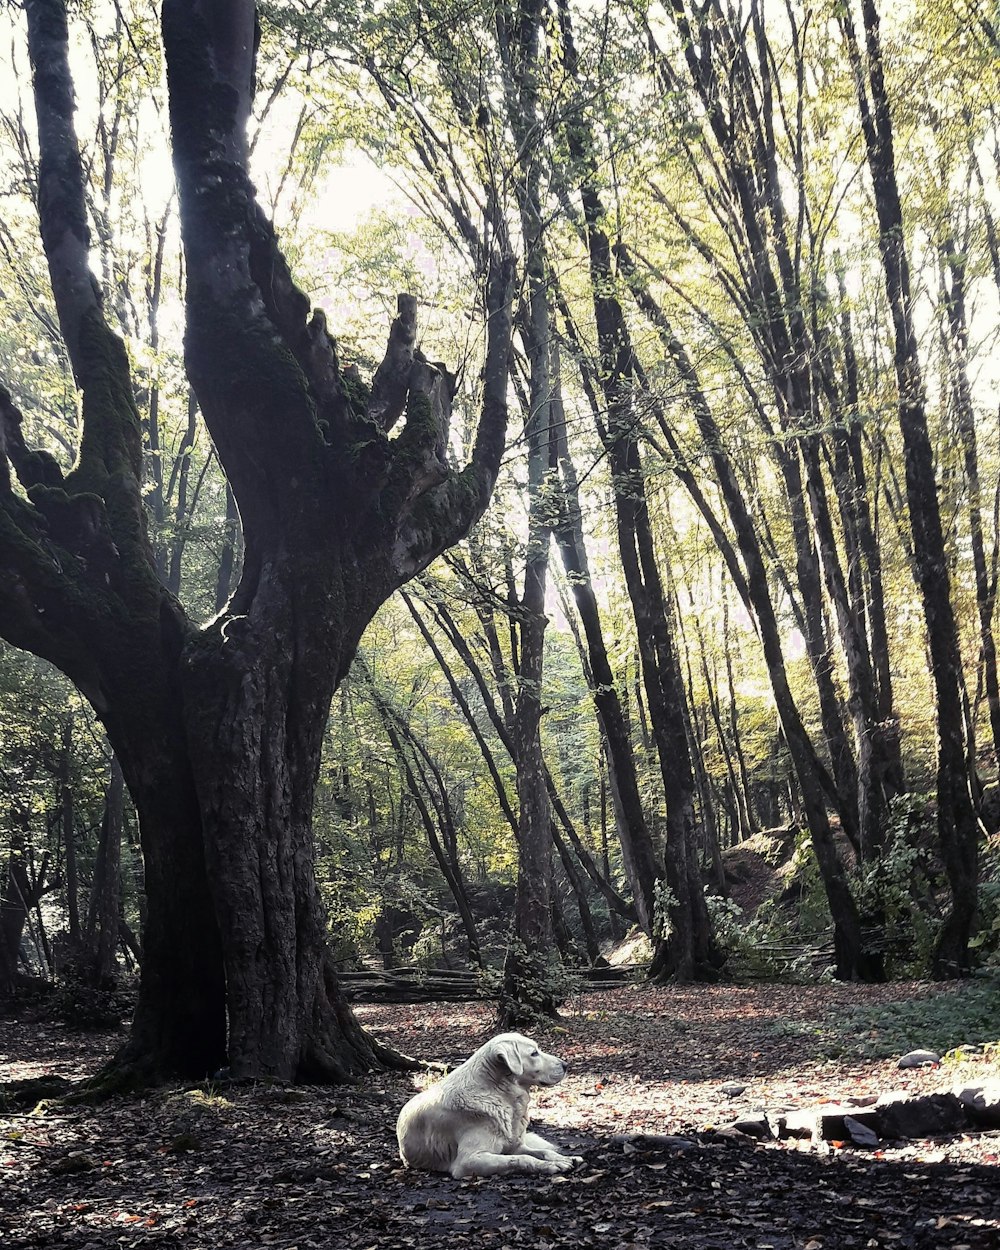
[161,1087,234,1112]
[773,975,1000,1060]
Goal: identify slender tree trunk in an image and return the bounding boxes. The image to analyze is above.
[82,753,125,987]
[0,822,47,993]
[501,261,557,1020]
[403,591,519,835]
[842,0,979,974]
[165,390,198,596]
[58,719,80,946]
[557,0,717,978]
[619,258,877,978]
[427,593,635,920]
[649,3,893,852]
[373,696,483,968]
[215,479,240,613]
[723,593,756,834]
[551,376,661,938]
[940,236,1000,770]
[828,263,904,797]
[551,822,601,963]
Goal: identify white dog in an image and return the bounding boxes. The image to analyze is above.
[396,1032,582,1178]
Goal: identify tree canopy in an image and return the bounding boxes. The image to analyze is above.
[2,0,1000,1079]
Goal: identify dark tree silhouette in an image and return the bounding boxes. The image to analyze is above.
[0,0,513,1082]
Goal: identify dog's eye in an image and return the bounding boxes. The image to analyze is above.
[531,1050,539,1057]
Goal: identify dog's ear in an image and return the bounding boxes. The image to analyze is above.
[493,1037,525,1077]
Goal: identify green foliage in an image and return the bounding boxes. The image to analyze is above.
[972,835,1000,960]
[50,971,134,1031]
[652,878,679,941]
[494,941,581,1028]
[854,795,941,976]
[705,893,835,983]
[777,976,1000,1060]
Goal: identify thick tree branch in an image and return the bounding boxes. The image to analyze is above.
[389,247,515,580]
[369,294,418,431]
[24,0,103,387]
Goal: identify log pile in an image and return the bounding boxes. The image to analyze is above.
[337,963,633,1003]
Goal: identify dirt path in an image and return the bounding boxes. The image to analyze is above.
[2,982,998,1249]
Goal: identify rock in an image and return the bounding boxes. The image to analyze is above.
[954,1083,1000,1128]
[773,1103,881,1143]
[719,1082,747,1099]
[874,1091,966,1139]
[944,1044,984,1061]
[818,1105,880,1142]
[730,1112,773,1140]
[615,1133,699,1154]
[897,1049,940,1069]
[775,1109,818,1141]
[50,1151,98,1175]
[843,1115,879,1148]
[707,1125,756,1143]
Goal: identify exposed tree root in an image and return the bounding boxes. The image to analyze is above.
[299,967,425,1081]
[0,1074,75,1112]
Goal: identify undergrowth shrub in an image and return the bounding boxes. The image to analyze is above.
[486,941,581,1026]
[705,893,834,982]
[774,974,1000,1059]
[51,972,133,1030]
[854,795,940,975]
[972,834,1000,963]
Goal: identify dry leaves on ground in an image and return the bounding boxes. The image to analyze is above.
[1,981,998,1249]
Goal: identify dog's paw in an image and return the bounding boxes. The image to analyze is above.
[546,1152,583,1170]
[547,1156,576,1173]
[534,1157,569,1174]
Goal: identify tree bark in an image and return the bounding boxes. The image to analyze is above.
[841,0,979,974]
[498,0,558,1017]
[0,821,47,994]
[0,0,514,1083]
[82,753,125,987]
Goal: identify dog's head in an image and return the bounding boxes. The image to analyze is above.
[487,1032,568,1087]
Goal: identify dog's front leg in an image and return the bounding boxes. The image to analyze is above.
[450,1148,571,1178]
[450,1129,575,1178]
[519,1131,584,1166]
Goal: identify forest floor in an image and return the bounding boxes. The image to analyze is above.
[2,979,1000,1249]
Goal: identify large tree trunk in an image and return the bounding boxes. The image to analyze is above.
[107,705,228,1081]
[0,0,513,1084]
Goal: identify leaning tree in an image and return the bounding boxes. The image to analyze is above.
[0,0,513,1082]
